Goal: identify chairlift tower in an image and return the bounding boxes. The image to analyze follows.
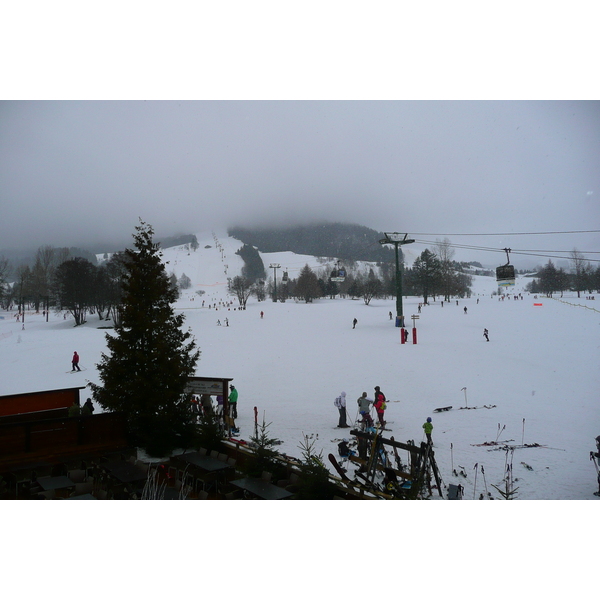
[269,263,281,302]
[379,232,415,327]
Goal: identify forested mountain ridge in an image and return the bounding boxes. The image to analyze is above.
[228,223,397,264]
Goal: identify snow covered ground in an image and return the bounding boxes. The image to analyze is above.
[4,228,597,596]
[2,229,599,501]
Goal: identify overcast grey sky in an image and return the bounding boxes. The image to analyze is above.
[1,100,599,267]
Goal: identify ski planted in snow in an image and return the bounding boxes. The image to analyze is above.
[328,453,350,481]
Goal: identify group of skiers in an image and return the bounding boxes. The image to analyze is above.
[335,386,435,458]
[190,384,238,419]
[334,386,388,430]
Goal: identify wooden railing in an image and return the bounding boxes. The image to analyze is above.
[0,412,129,468]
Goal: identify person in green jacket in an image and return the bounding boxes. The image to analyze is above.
[228,385,238,419]
[423,417,433,445]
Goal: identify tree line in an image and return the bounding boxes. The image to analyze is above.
[0,246,126,325]
[526,251,600,297]
[228,239,474,307]
[0,245,188,327]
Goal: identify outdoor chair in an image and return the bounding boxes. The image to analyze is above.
[194,477,206,494]
[16,480,32,498]
[261,471,272,483]
[198,448,208,456]
[29,482,43,496]
[210,450,219,459]
[284,472,301,492]
[218,453,228,462]
[73,481,93,496]
[276,471,297,488]
[68,469,87,483]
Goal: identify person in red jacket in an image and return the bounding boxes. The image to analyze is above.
[72,351,81,372]
[373,386,386,428]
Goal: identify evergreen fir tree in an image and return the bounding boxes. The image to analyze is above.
[295,264,321,303]
[412,249,442,304]
[90,221,200,457]
[296,434,337,499]
[248,417,283,477]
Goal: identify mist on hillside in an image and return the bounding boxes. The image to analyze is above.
[1,101,598,270]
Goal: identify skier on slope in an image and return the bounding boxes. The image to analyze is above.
[423,417,433,445]
[334,391,349,428]
[72,351,81,372]
[357,392,374,427]
[374,386,387,429]
[593,436,600,496]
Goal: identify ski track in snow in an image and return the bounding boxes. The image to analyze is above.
[2,229,599,500]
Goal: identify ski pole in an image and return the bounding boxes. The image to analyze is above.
[451,443,454,472]
[473,462,478,499]
[590,452,599,475]
[495,424,505,444]
[461,387,468,407]
[481,465,489,498]
[521,418,525,445]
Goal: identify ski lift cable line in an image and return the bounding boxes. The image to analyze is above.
[439,247,600,263]
[411,239,600,262]
[407,229,600,236]
[412,239,600,255]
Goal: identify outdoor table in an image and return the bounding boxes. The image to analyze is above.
[174,452,232,495]
[36,475,75,491]
[231,477,294,500]
[102,460,148,484]
[175,453,230,473]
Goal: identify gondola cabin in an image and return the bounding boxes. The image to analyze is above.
[330,264,346,283]
[496,248,515,287]
[496,264,515,287]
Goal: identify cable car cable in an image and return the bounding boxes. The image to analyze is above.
[407,229,600,236]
